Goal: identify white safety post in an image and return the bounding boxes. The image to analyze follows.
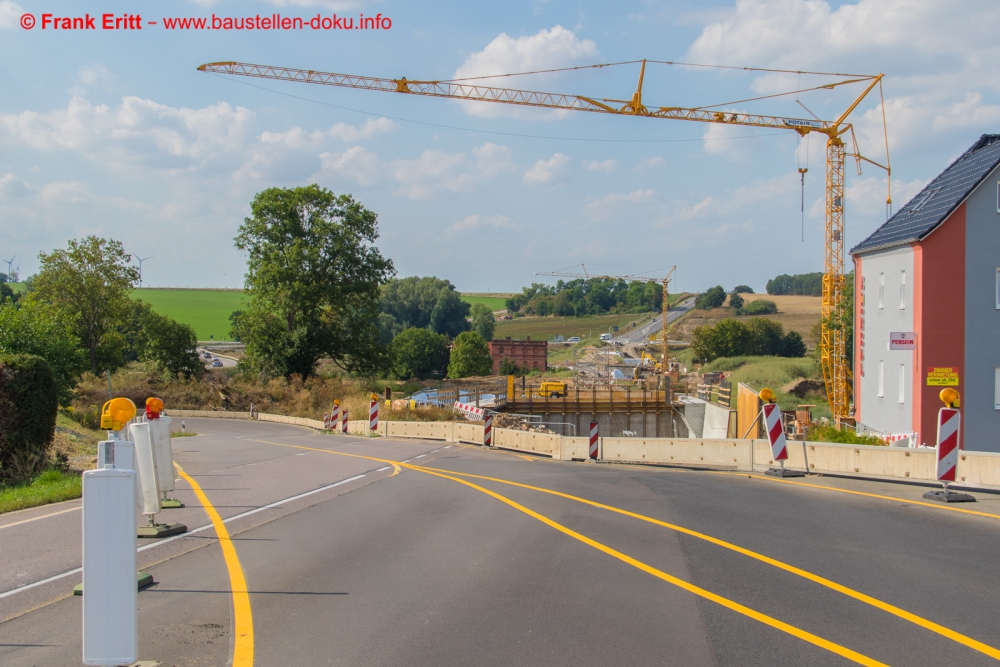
[82,463,138,665]
[150,415,178,505]
[129,422,162,520]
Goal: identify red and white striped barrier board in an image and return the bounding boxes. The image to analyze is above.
[589,421,599,460]
[342,409,348,434]
[322,412,330,429]
[330,404,340,429]
[763,403,787,461]
[369,401,379,432]
[453,402,485,422]
[484,414,493,447]
[881,431,917,445]
[935,408,961,482]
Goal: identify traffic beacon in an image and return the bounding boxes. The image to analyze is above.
[761,388,805,478]
[923,389,975,503]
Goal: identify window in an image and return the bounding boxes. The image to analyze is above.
[898,364,905,404]
[878,273,885,309]
[996,269,1000,309]
[878,360,884,397]
[995,368,1000,409]
[899,270,906,309]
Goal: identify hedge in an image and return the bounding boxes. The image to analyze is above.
[0,354,58,482]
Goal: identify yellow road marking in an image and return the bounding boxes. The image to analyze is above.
[175,463,254,667]
[711,471,1000,521]
[389,462,401,477]
[416,466,1000,661]
[255,439,886,664]
[0,505,80,530]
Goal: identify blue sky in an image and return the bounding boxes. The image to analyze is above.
[2,0,998,293]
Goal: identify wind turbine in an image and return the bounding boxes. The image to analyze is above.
[3,255,14,282]
[131,254,152,288]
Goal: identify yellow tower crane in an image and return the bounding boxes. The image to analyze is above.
[197,60,891,420]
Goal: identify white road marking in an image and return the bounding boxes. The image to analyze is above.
[376,466,391,472]
[443,446,452,449]
[0,472,369,600]
[401,459,411,463]
[0,506,80,531]
[415,455,426,459]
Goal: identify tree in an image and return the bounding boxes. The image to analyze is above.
[0,354,58,482]
[0,283,20,305]
[232,185,394,378]
[127,301,202,377]
[695,285,726,310]
[729,292,745,310]
[766,272,823,296]
[745,317,785,355]
[690,317,807,361]
[739,299,778,316]
[470,303,496,341]
[29,236,139,373]
[499,357,528,377]
[0,300,86,405]
[780,330,807,358]
[391,327,450,380]
[379,276,470,340]
[733,285,754,294]
[447,331,493,378]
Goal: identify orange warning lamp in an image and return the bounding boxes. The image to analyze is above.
[760,387,776,404]
[939,388,960,408]
[145,396,165,419]
[334,399,340,406]
[370,393,379,401]
[100,397,137,430]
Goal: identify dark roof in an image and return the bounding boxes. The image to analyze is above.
[851,134,1000,255]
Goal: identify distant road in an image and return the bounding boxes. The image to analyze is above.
[198,347,238,368]
[614,297,695,345]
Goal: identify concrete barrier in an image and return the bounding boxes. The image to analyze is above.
[256,413,325,430]
[166,410,251,419]
[493,428,560,457]
[602,437,754,468]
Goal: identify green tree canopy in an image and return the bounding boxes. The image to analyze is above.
[0,354,58,482]
[447,331,493,378]
[732,285,754,294]
[29,236,139,373]
[379,276,470,340]
[126,301,202,378]
[766,272,823,296]
[695,285,727,310]
[729,292,745,310]
[470,303,496,341]
[0,300,86,405]
[232,185,394,378]
[391,327,450,380]
[691,317,807,361]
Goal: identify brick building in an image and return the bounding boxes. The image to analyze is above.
[489,337,548,374]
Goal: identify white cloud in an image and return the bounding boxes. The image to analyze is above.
[0,173,30,198]
[634,156,665,171]
[0,96,255,170]
[846,176,926,217]
[582,159,618,173]
[392,142,514,199]
[452,26,599,118]
[0,0,23,29]
[260,117,396,148]
[316,146,382,187]
[71,64,117,95]
[584,189,658,221]
[448,214,518,233]
[524,153,571,186]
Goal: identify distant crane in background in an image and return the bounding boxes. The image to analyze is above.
[131,254,152,288]
[534,266,676,381]
[198,58,893,421]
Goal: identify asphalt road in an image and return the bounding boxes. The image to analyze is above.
[2,418,1000,666]
[614,297,695,345]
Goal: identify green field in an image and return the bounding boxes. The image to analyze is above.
[133,288,246,341]
[495,312,654,342]
[460,294,509,312]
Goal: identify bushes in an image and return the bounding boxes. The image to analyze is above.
[766,272,823,296]
[691,318,807,362]
[735,299,778,316]
[390,327,450,380]
[807,424,885,445]
[695,286,726,310]
[0,354,59,482]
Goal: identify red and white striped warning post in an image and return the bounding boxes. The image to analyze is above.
[369,400,379,433]
[924,389,974,502]
[589,421,599,460]
[342,409,348,434]
[330,402,340,431]
[322,412,330,429]
[483,414,493,447]
[761,388,804,477]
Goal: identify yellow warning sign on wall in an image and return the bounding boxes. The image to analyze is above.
[927,367,960,386]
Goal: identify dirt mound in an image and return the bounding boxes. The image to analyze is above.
[780,378,825,398]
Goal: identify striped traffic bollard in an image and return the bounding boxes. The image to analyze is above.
[342,409,348,434]
[589,421,599,460]
[761,389,804,478]
[924,391,974,502]
[330,404,340,431]
[322,412,330,429]
[483,414,493,447]
[369,400,379,433]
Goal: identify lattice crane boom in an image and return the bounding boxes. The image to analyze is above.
[199,59,890,420]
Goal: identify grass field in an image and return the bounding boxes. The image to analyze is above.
[134,288,246,341]
[460,294,509,312]
[495,312,654,341]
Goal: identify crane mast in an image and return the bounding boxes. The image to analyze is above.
[200,60,890,420]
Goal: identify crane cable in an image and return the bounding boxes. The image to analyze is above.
[796,73,808,243]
